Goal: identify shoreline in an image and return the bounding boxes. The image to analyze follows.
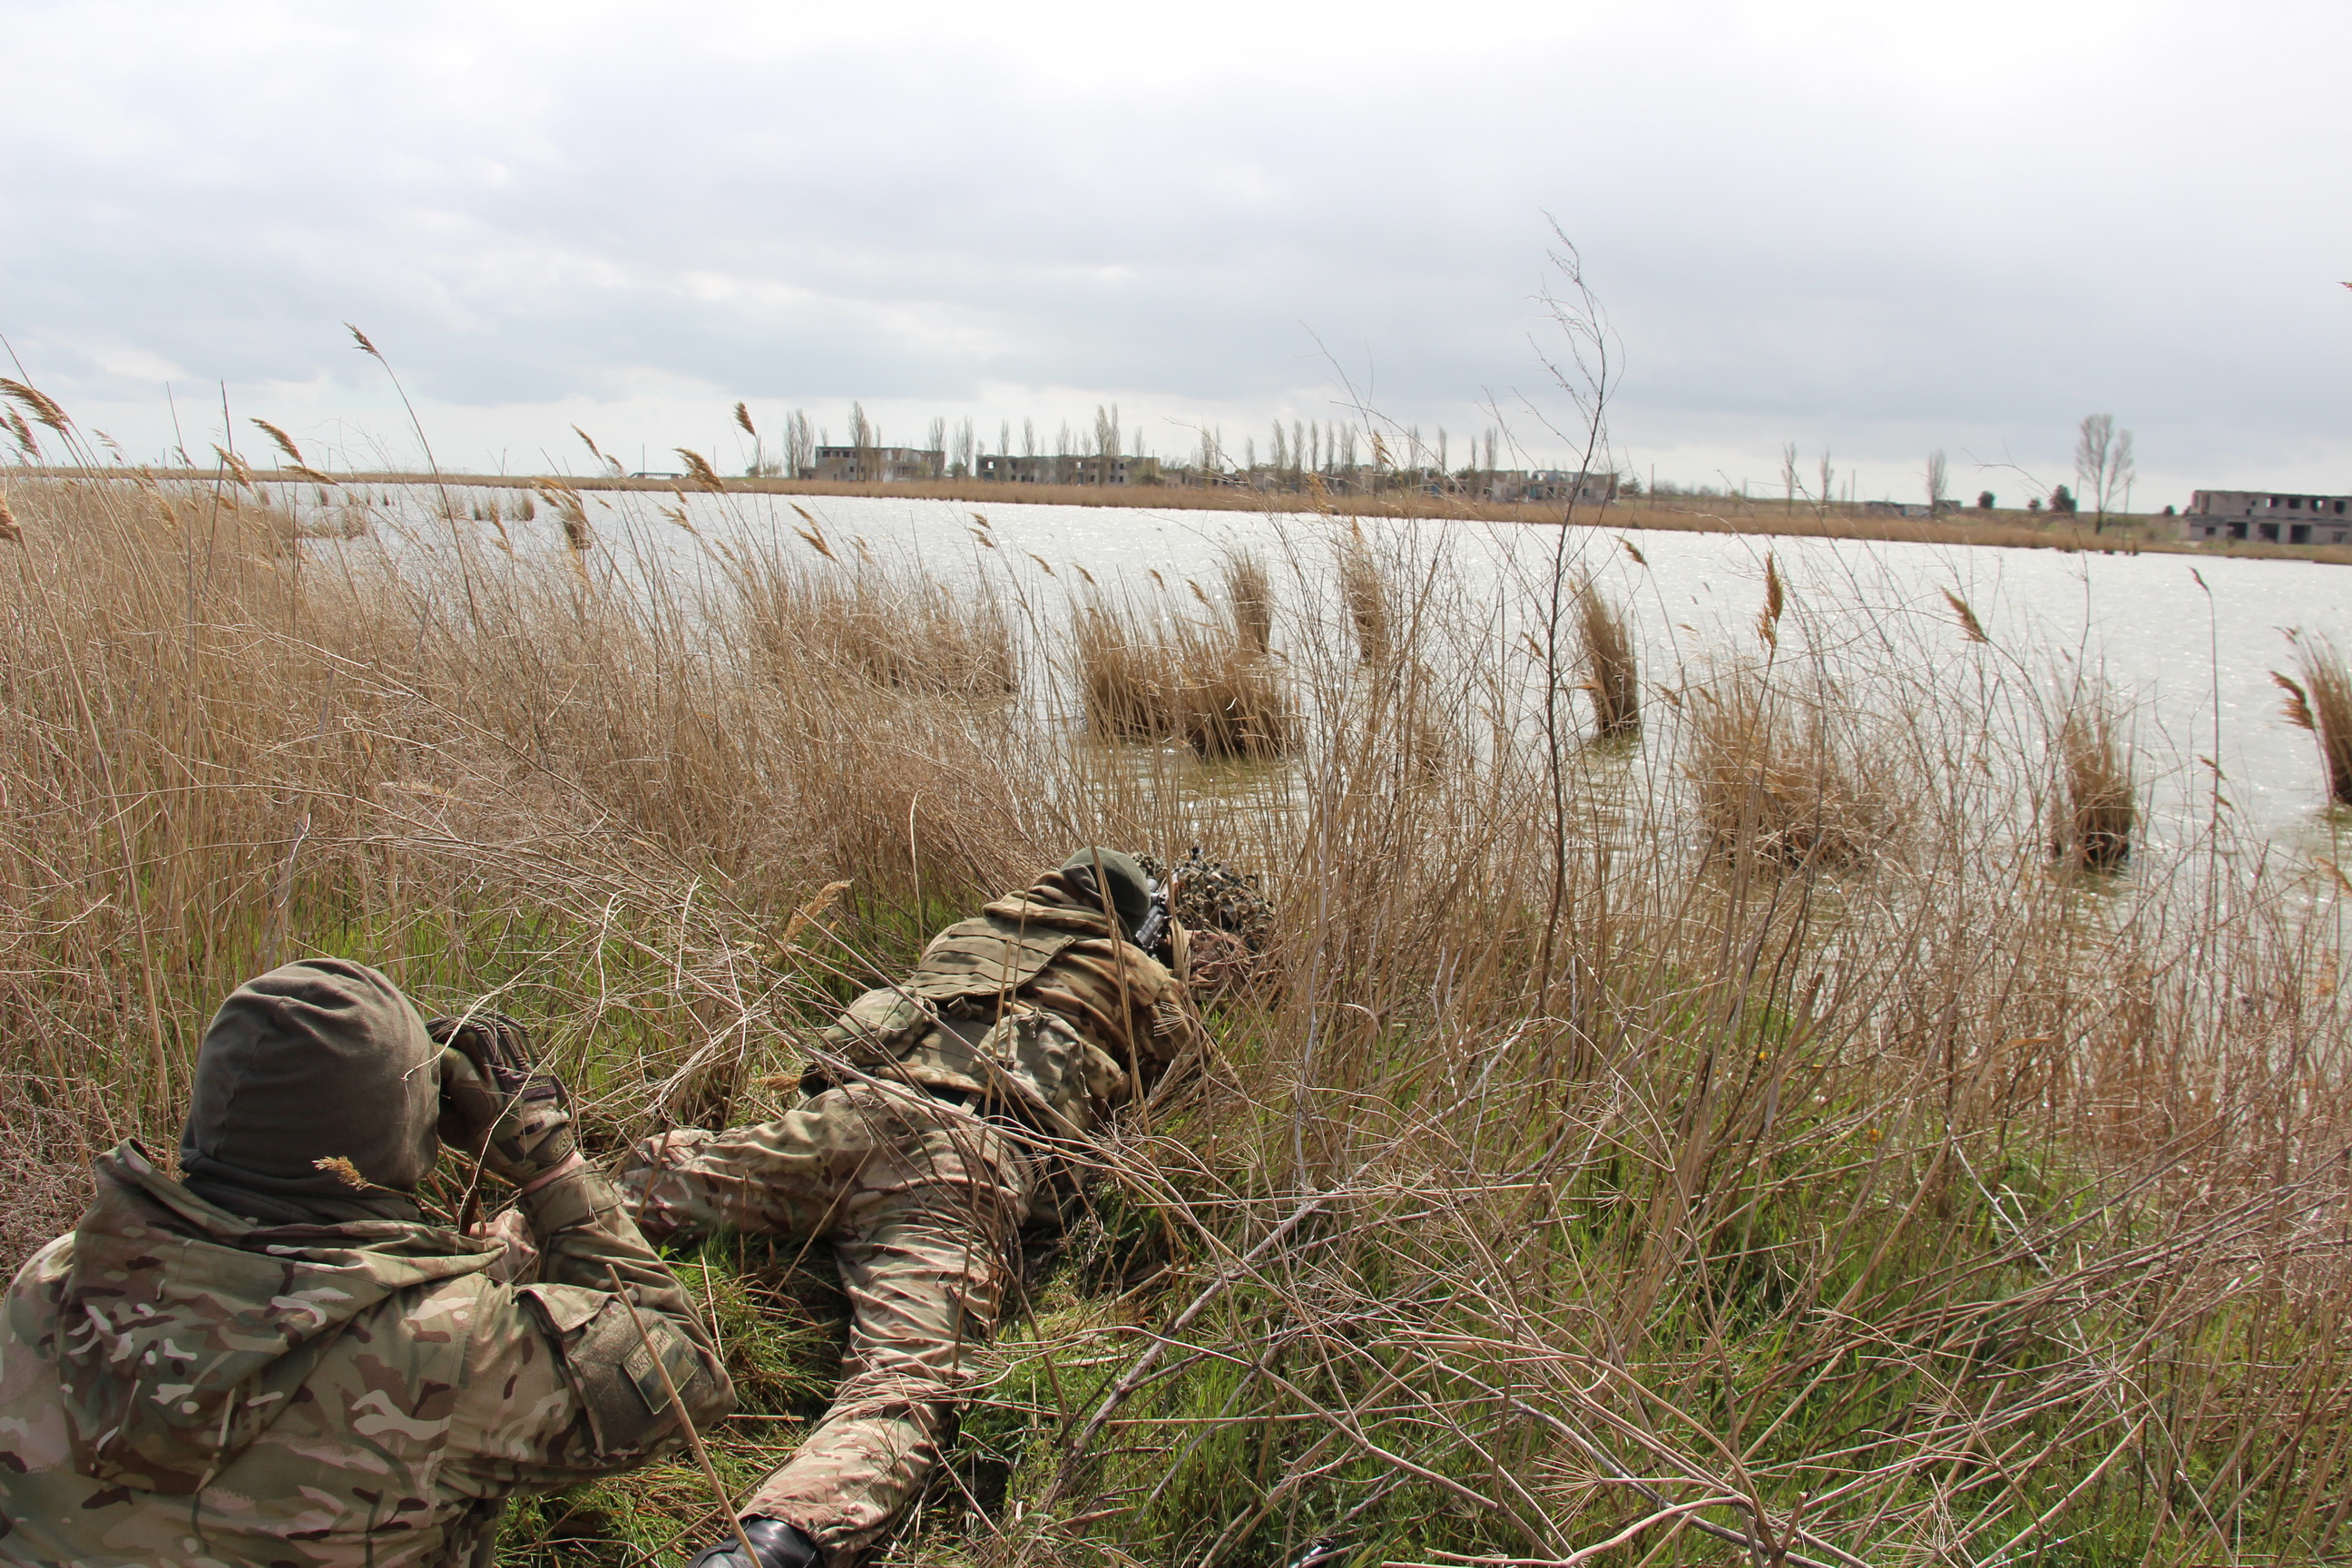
[13,465,2348,564]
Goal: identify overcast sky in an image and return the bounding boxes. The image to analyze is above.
[4,0,2347,505]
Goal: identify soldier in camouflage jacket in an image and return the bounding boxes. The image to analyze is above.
[621,848,1208,1568]
[0,958,733,1567]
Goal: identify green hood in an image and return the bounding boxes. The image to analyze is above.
[50,1142,499,1494]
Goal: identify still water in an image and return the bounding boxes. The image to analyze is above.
[339,485,2350,865]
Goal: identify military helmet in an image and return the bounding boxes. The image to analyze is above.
[1061,846,1152,940]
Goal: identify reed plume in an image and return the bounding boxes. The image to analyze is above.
[2278,634,2352,804]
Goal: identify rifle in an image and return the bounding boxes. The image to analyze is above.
[1132,867,1180,961]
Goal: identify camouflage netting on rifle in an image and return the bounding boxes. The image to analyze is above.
[1139,848,1276,996]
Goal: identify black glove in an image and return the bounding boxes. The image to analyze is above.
[687,1517,825,1568]
[428,1010,576,1186]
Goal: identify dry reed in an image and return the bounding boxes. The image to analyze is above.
[1171,636,1296,760]
[2278,633,2352,805]
[1073,599,1174,742]
[1686,663,1885,868]
[1219,546,1274,654]
[739,547,1018,700]
[1573,577,1638,736]
[2051,686,2138,868]
[1072,593,1296,759]
[1337,530,1392,662]
[4,466,2351,1568]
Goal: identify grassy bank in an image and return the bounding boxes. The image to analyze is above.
[20,464,2349,564]
[3,469,2350,1568]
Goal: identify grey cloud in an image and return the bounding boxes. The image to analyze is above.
[4,0,2349,495]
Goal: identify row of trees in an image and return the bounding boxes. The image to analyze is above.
[1919,413,2136,529]
[733,402,1544,490]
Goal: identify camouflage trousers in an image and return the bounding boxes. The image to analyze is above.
[617,1083,1037,1560]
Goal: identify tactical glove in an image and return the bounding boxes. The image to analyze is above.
[428,1010,577,1187]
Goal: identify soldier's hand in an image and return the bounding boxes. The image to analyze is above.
[428,1011,577,1187]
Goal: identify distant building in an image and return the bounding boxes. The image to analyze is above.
[2180,489,2352,544]
[975,453,1161,485]
[1519,470,1619,505]
[802,446,945,483]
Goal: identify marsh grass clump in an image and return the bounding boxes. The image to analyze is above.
[1688,666,1884,868]
[1170,629,1295,760]
[2276,633,2352,805]
[1337,531,1392,663]
[1073,599,1176,742]
[1219,546,1274,655]
[2051,688,2137,869]
[1574,579,1638,736]
[1072,594,1296,759]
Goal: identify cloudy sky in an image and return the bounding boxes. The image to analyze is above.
[4,0,2347,506]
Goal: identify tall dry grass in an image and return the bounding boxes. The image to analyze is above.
[2278,633,2352,805]
[1073,590,1296,760]
[1573,576,1638,736]
[1336,530,1392,663]
[734,542,1019,699]
[1686,662,1887,868]
[2051,685,2139,869]
[1220,546,1274,655]
[1,464,2349,1567]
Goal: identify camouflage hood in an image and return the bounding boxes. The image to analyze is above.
[49,1142,501,1494]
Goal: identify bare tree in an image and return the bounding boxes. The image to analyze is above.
[1780,442,1799,514]
[848,402,872,453]
[2112,428,2136,519]
[2075,413,2129,534]
[1817,451,1835,517]
[784,410,814,477]
[1926,449,1948,513]
[926,416,946,461]
[1094,404,1122,459]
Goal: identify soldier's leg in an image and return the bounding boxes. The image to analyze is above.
[734,1086,1034,1560]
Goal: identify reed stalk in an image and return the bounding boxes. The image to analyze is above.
[0,464,2345,1568]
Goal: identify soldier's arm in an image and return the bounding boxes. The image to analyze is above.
[439,1161,735,1494]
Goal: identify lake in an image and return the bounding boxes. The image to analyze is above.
[323,483,2351,868]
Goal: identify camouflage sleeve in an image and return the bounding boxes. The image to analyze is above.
[439,1164,734,1493]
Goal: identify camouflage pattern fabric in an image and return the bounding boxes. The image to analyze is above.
[616,870,1209,1558]
[618,1083,1035,1558]
[812,872,1206,1137]
[0,1142,731,1567]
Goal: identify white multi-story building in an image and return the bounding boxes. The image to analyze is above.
[2181,489,2352,544]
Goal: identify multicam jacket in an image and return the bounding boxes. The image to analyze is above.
[0,1143,731,1568]
[813,875,1207,1136]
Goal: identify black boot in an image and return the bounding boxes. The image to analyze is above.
[685,1516,826,1568]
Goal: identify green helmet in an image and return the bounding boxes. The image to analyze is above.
[1061,846,1152,940]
